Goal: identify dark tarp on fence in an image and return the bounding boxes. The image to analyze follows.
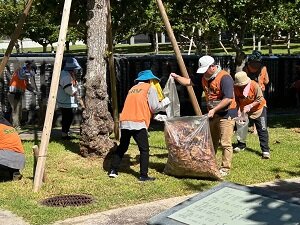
[1,53,300,124]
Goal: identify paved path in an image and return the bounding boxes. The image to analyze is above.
[2,178,300,225]
[0,210,29,225]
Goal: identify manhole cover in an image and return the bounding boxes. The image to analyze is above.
[41,194,94,207]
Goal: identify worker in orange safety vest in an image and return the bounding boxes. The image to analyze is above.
[7,60,37,129]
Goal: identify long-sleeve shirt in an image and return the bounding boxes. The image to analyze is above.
[120,82,166,130]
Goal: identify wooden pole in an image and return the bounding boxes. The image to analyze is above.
[156,0,202,116]
[33,0,73,192]
[32,145,46,182]
[107,0,120,140]
[0,0,34,77]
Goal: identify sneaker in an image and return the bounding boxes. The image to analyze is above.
[108,169,118,178]
[262,152,270,159]
[233,146,245,152]
[219,168,229,177]
[139,176,156,182]
[12,172,23,181]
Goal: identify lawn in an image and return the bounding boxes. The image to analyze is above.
[4,42,300,56]
[0,113,299,225]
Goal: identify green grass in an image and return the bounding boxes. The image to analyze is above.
[0,114,300,224]
[3,42,300,55]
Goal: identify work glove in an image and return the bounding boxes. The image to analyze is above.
[243,104,253,113]
[154,114,167,121]
[161,97,171,107]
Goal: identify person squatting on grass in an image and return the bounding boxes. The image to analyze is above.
[171,55,238,177]
[233,71,271,159]
[0,115,25,181]
[109,70,171,182]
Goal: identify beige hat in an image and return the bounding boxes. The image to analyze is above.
[234,71,251,86]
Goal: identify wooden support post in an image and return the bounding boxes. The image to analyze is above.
[156,0,202,116]
[0,0,34,77]
[107,0,120,140]
[33,0,73,192]
[32,145,46,182]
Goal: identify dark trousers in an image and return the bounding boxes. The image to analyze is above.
[252,107,270,153]
[61,108,74,134]
[111,128,149,177]
[0,164,19,180]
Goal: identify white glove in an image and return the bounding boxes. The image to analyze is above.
[154,114,168,121]
[243,104,253,113]
[161,97,171,107]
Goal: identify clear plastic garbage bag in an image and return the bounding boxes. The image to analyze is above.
[163,76,180,118]
[235,115,249,143]
[164,115,222,180]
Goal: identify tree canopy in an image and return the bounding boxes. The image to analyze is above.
[0,0,299,54]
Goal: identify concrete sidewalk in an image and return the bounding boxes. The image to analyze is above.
[1,177,300,225]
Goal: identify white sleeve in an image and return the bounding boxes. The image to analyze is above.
[148,86,165,113]
[60,72,77,96]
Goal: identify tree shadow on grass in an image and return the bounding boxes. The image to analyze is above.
[49,135,81,155]
[268,113,300,129]
[271,164,300,178]
[103,151,140,178]
[233,147,262,158]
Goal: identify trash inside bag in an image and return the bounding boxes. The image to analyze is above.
[164,115,221,180]
[235,115,249,143]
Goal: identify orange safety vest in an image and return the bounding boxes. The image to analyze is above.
[9,70,27,93]
[120,83,152,128]
[234,80,266,113]
[202,70,237,110]
[245,65,268,91]
[0,124,24,154]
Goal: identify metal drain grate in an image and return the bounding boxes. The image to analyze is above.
[41,194,94,207]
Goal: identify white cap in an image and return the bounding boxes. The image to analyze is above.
[196,55,215,73]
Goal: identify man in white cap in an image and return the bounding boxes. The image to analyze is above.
[170,55,237,177]
[109,70,170,181]
[234,71,270,159]
[57,57,81,140]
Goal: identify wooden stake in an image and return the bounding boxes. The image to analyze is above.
[33,0,73,192]
[32,145,46,182]
[107,0,120,140]
[156,0,202,116]
[0,0,34,77]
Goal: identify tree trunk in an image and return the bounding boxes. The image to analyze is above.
[252,33,256,50]
[80,0,115,157]
[42,44,47,53]
[65,41,70,52]
[268,35,273,55]
[287,32,291,55]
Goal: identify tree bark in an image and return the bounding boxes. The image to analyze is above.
[80,0,115,157]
